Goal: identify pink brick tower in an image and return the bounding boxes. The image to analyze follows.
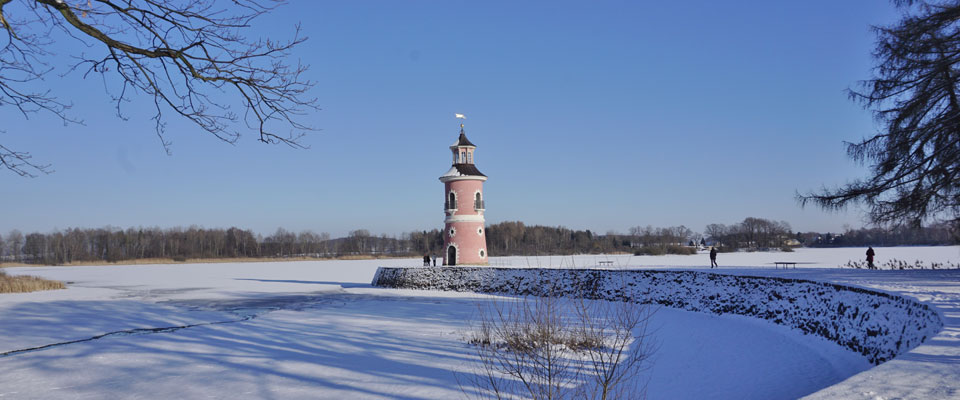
[439,122,488,265]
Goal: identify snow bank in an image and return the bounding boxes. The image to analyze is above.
[373,267,943,365]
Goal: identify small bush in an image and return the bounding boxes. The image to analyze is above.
[665,245,696,255]
[633,246,665,256]
[171,256,187,262]
[633,245,696,256]
[780,246,795,252]
[462,294,655,400]
[0,270,66,293]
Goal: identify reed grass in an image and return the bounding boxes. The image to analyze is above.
[0,270,66,293]
[0,254,402,268]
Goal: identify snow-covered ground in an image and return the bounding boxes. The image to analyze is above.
[0,246,957,399]
[484,246,960,270]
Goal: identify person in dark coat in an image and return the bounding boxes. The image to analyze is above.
[709,247,718,268]
[423,254,430,267]
[866,247,876,269]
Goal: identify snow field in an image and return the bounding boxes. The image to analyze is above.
[0,246,956,399]
[482,246,960,270]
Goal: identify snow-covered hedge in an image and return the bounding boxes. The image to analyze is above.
[372,267,943,365]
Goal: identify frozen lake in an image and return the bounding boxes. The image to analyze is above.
[1,246,957,399]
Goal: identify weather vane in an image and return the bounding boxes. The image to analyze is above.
[455,113,466,128]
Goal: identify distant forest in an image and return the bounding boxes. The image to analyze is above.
[0,218,955,265]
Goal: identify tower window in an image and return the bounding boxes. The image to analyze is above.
[448,192,457,210]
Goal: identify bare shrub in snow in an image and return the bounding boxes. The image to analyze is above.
[569,297,656,400]
[840,258,960,270]
[459,294,655,400]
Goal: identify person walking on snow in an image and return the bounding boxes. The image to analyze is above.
[423,254,430,267]
[709,247,718,268]
[866,247,876,269]
[431,255,437,267]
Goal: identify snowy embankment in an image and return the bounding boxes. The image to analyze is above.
[373,267,943,365]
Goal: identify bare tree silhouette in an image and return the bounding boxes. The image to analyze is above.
[0,0,318,176]
[801,0,960,235]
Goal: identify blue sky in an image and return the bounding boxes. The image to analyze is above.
[1,1,903,237]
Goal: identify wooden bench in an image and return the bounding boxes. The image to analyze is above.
[598,261,615,267]
[774,261,797,269]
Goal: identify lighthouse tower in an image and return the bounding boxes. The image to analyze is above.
[439,123,488,265]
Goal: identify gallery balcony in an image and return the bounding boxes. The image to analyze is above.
[444,201,457,212]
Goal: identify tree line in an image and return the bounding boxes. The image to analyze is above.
[0,226,449,265]
[486,217,794,256]
[1,218,955,265]
[799,222,956,248]
[703,218,794,251]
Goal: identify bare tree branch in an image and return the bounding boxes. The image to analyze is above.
[0,0,317,175]
[0,142,51,176]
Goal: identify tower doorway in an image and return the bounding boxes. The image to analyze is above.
[447,245,457,266]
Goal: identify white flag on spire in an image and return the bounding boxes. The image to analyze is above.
[455,113,466,119]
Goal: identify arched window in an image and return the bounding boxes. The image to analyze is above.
[448,192,457,210]
[474,192,483,210]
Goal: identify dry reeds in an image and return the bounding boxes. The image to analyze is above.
[0,254,401,268]
[0,270,66,293]
[462,294,656,400]
[840,258,960,270]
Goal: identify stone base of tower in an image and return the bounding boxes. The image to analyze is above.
[449,260,489,266]
[442,246,489,265]
[442,221,488,266]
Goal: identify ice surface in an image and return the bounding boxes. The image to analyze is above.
[0,246,956,399]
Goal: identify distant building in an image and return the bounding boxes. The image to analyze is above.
[439,123,488,265]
